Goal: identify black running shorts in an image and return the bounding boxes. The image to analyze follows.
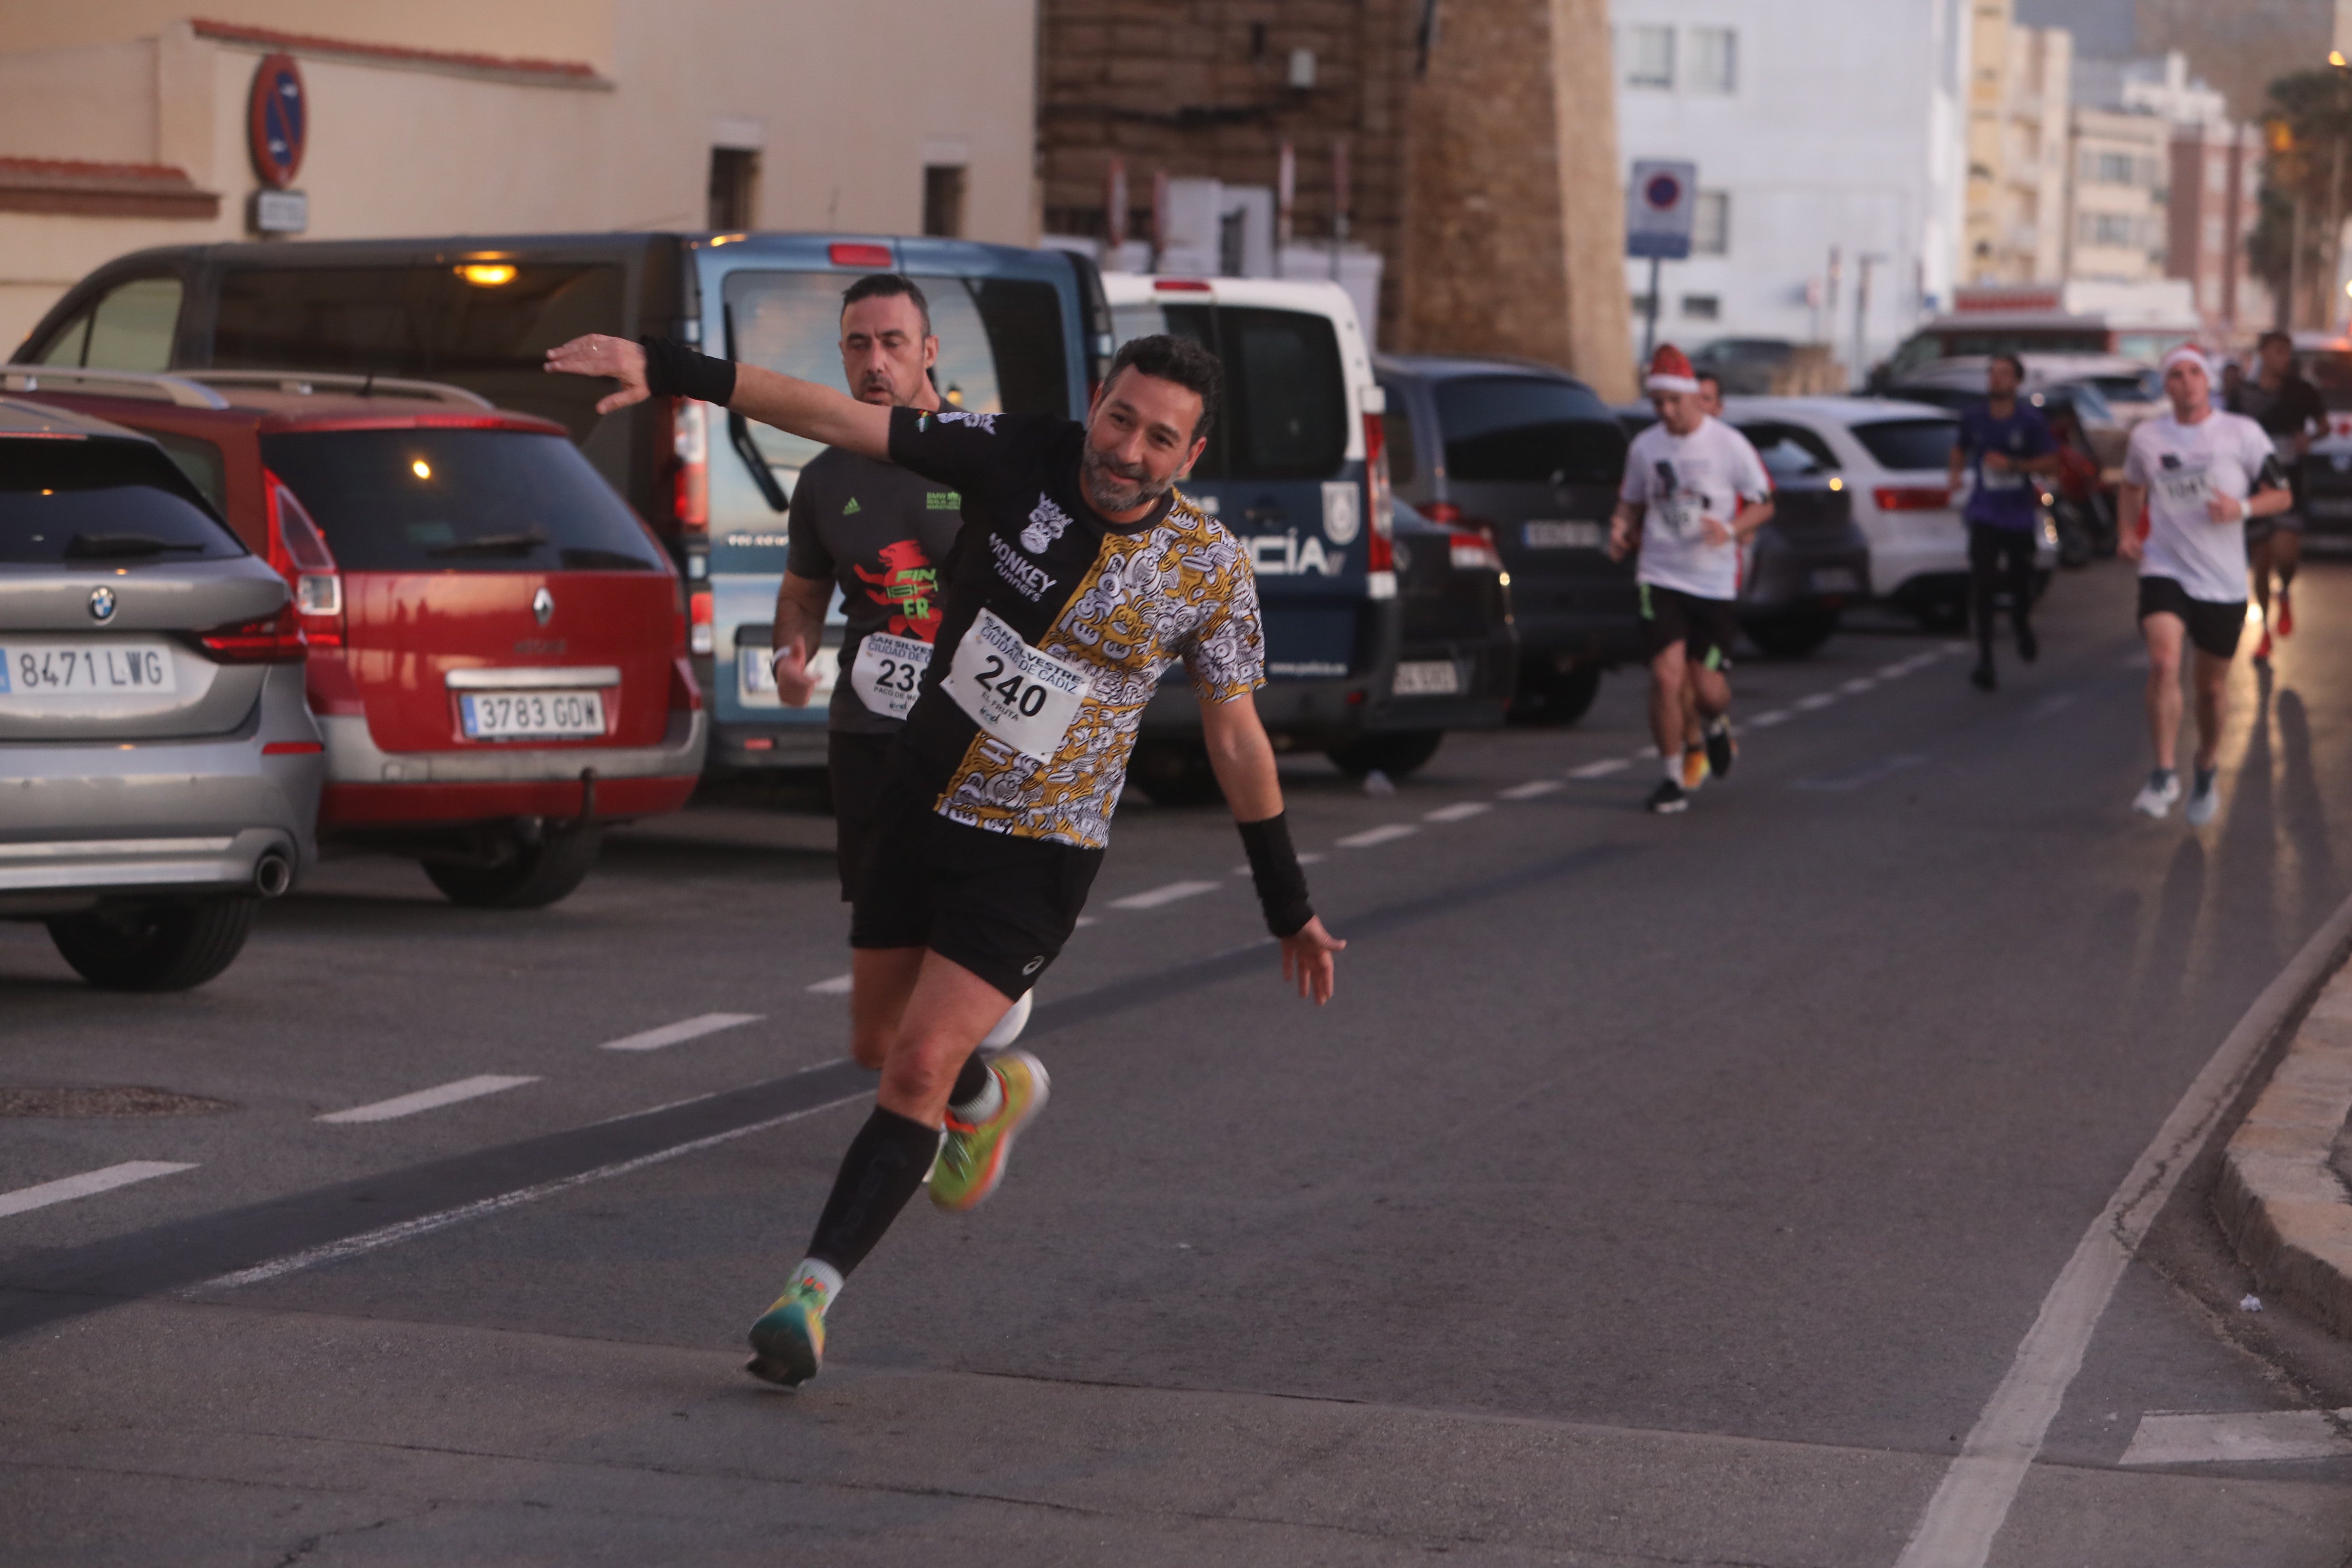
[828,730,898,901]
[2137,575,2246,660]
[2245,509,2304,545]
[849,749,1104,1001]
[1640,583,1740,669]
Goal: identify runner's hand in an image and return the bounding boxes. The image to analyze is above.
[1700,514,1733,547]
[545,334,651,414]
[2206,494,2243,525]
[1983,451,2013,474]
[771,641,818,707]
[1280,916,1345,1005]
[1606,518,1634,561]
[2118,528,2143,561]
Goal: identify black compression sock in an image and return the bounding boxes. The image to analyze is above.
[805,1106,938,1278]
[948,1050,992,1109]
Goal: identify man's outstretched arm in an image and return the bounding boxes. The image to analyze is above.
[1201,691,1345,1005]
[544,335,891,462]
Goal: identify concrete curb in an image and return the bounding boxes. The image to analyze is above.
[2214,966,2352,1337]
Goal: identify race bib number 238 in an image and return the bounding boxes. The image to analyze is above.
[849,631,930,721]
[943,607,1091,761]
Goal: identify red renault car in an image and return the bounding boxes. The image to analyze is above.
[7,366,704,907]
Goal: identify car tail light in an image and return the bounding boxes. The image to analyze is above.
[198,604,306,664]
[1152,278,1213,292]
[690,590,713,655]
[1420,500,1463,525]
[829,242,894,269]
[672,397,709,530]
[1363,409,1395,594]
[1873,485,1952,511]
[1448,527,1504,572]
[263,472,343,650]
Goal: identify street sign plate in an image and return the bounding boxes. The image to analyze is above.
[1626,159,1697,261]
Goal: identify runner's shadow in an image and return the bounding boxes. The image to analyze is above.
[2214,663,2278,948]
[2129,835,2208,1023]
[2274,688,2337,926]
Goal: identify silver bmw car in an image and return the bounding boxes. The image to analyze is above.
[0,398,322,989]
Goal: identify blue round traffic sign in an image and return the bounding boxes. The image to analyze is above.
[247,53,307,190]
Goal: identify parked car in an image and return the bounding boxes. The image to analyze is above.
[0,396,322,989]
[1690,337,1800,395]
[11,231,1108,777]
[1103,275,1404,800]
[1884,371,2130,472]
[1770,396,2055,627]
[6,366,703,908]
[1614,403,1873,658]
[1377,356,1632,723]
[1322,498,1517,779]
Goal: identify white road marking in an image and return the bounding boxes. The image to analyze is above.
[319,1075,540,1124]
[1840,678,1877,695]
[1337,824,1419,848]
[1110,879,1221,910]
[1941,640,1971,654]
[2028,692,2076,720]
[0,1161,197,1220]
[1876,661,1916,680]
[1498,780,1563,800]
[806,974,854,995]
[1423,801,1492,822]
[1795,693,1837,711]
[596,1012,763,1053]
[1569,758,1629,779]
[1233,850,1326,876]
[2121,1408,2352,1466]
[1074,915,1099,927]
[203,1090,869,1291]
[1748,710,1791,728]
[1893,887,2352,1568]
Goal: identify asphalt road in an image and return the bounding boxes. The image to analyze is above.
[7,558,2352,1565]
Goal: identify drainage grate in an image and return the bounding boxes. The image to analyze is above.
[0,1086,237,1118]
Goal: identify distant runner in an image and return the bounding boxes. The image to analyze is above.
[547,328,1344,1387]
[2225,330,2327,664]
[1610,345,1774,815]
[1679,369,1766,791]
[1947,354,2057,691]
[2119,347,2290,825]
[768,273,1033,1053]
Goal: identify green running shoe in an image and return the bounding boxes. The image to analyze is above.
[744,1276,827,1386]
[930,1050,1050,1213]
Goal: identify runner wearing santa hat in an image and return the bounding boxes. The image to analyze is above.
[1609,345,1776,815]
[2118,345,2290,825]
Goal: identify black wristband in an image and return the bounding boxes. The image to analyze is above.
[1237,811,1315,938]
[638,336,737,406]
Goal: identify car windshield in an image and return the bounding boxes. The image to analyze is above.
[210,263,626,442]
[1850,417,1959,472]
[0,436,243,564]
[1737,422,1839,477]
[726,271,1069,479]
[2044,381,2115,423]
[1433,376,1624,485]
[259,428,664,573]
[1113,302,1348,480]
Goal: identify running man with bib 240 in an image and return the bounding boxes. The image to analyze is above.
[768,272,1034,1053]
[546,328,1344,1387]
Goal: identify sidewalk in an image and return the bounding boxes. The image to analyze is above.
[2216,963,2352,1336]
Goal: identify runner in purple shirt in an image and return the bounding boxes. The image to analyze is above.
[1947,355,2058,691]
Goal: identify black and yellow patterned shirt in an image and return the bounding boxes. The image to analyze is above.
[890,407,1263,849]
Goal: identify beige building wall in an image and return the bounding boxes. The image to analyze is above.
[0,2,1038,351]
[2065,106,2167,283]
[1962,3,2070,286]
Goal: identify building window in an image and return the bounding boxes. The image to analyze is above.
[708,147,759,231]
[2082,211,2136,247]
[1689,27,1737,92]
[1681,294,1720,320]
[923,164,967,238]
[1692,191,1730,255]
[1630,291,1659,316]
[1625,25,1673,89]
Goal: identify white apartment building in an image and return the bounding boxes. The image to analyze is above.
[1610,0,1970,379]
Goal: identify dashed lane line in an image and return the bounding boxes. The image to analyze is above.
[1839,678,1877,695]
[596,1013,764,1053]
[1498,780,1563,800]
[1337,824,1419,848]
[1110,879,1222,910]
[806,974,854,996]
[1423,801,1492,822]
[1570,758,1630,780]
[0,1161,196,1221]
[318,1075,541,1125]
[1748,710,1791,728]
[1795,693,1837,712]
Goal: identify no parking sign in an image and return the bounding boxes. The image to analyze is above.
[247,53,307,189]
[1626,160,1696,261]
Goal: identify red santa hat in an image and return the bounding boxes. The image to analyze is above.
[1646,343,1700,395]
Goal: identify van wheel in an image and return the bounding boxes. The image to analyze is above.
[424,826,603,909]
[1128,739,1225,807]
[1742,610,1840,659]
[1511,662,1603,726]
[48,898,258,992]
[1325,730,1443,779]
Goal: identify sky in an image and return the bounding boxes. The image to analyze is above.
[2013,0,2137,56]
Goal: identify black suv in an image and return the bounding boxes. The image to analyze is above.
[1374,357,1631,723]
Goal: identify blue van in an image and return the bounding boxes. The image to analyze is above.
[9,232,1109,773]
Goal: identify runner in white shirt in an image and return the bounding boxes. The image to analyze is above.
[1609,345,1775,815]
[2118,346,2290,825]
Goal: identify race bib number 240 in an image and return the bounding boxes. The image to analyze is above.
[943,607,1091,762]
